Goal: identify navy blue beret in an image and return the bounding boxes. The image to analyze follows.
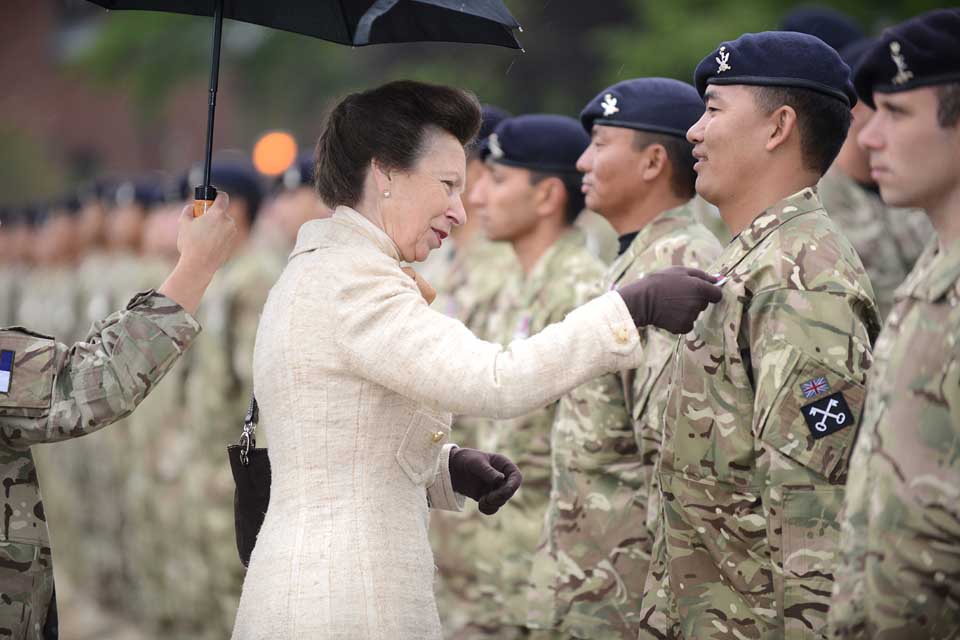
[475,105,512,158]
[486,114,589,174]
[111,180,163,210]
[208,162,264,220]
[853,9,960,109]
[781,6,864,52]
[694,31,857,107]
[580,78,703,138]
[480,105,511,142]
[839,37,876,72]
[279,151,316,191]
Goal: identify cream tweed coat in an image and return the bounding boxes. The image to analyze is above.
[232,207,646,639]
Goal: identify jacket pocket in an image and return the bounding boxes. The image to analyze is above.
[758,349,865,484]
[0,330,56,419]
[396,410,450,486]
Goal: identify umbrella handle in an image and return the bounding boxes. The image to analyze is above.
[194,184,218,218]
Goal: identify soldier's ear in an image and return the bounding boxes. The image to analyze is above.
[766,105,798,153]
[640,144,668,183]
[533,176,565,218]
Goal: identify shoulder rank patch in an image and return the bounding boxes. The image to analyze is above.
[801,391,854,439]
[800,376,830,399]
[0,350,14,394]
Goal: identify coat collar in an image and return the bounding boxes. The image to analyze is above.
[291,206,401,263]
[897,237,960,303]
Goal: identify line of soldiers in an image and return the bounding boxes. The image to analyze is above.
[0,6,957,640]
[428,8,957,640]
[0,158,330,638]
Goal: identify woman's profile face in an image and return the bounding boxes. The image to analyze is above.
[381,129,468,263]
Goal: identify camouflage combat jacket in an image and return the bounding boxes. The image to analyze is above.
[475,228,604,629]
[527,204,722,638]
[818,168,933,319]
[829,237,960,639]
[0,291,199,640]
[638,188,881,640]
[434,236,520,340]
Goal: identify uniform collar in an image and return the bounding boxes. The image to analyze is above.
[898,237,960,303]
[614,202,695,264]
[291,205,401,263]
[714,186,823,275]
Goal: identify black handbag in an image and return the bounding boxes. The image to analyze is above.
[227,396,271,567]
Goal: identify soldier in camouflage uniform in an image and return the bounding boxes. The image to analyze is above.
[0,193,235,640]
[461,114,603,638]
[828,12,960,638]
[526,79,723,639]
[637,33,882,639]
[428,105,523,638]
[813,36,933,319]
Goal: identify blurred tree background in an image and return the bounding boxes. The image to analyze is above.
[0,0,945,203]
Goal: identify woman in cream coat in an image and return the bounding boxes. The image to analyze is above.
[232,81,721,639]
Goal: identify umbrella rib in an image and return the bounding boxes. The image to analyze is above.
[355,0,401,45]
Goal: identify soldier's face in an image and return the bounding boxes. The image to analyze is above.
[577,125,646,221]
[379,130,467,262]
[469,162,539,243]
[687,85,773,207]
[859,88,960,214]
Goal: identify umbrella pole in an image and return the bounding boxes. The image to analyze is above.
[194,0,225,216]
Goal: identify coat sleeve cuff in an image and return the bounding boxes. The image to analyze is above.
[426,443,466,512]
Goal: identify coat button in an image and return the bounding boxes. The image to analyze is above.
[614,326,631,344]
[431,431,446,443]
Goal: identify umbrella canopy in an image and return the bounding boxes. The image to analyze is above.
[87,0,522,212]
[88,0,521,48]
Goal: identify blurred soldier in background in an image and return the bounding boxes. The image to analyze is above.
[173,162,280,637]
[0,208,30,328]
[16,201,83,344]
[783,8,934,318]
[429,105,521,639]
[261,151,331,254]
[465,114,604,638]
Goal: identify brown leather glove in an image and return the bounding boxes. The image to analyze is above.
[617,266,723,334]
[448,447,523,515]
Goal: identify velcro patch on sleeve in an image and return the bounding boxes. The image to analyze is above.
[801,391,855,440]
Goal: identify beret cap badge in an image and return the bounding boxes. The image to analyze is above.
[889,41,914,86]
[487,133,504,160]
[716,46,732,73]
[601,94,620,117]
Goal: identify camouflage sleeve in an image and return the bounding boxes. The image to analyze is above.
[829,353,960,638]
[29,291,199,447]
[748,288,873,638]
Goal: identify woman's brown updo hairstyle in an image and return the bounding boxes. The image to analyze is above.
[315,80,482,209]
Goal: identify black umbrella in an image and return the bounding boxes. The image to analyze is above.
[87,0,523,215]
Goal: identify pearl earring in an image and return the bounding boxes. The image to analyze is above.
[383,190,391,198]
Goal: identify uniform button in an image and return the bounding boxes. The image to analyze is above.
[614,326,631,344]
[431,431,445,443]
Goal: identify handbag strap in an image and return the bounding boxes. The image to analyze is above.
[239,395,259,466]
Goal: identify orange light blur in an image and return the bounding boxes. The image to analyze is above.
[252,131,298,176]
